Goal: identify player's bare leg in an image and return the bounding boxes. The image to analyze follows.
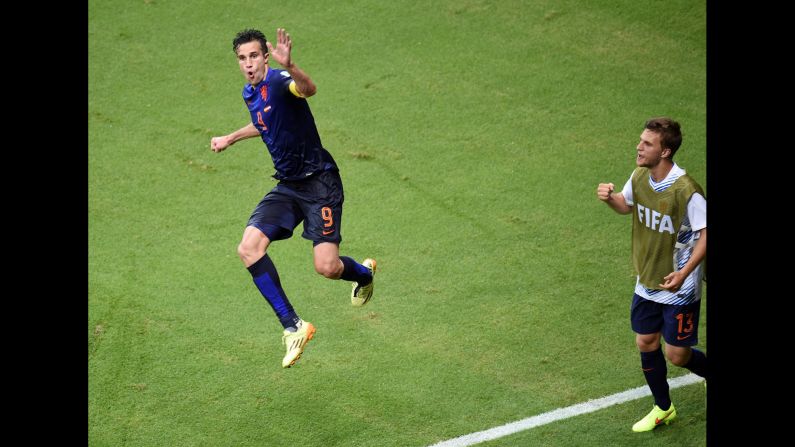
[313,242,375,306]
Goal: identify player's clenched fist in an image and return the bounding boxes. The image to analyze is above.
[596,183,615,201]
[211,136,230,153]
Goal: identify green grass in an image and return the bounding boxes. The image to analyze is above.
[89,0,706,445]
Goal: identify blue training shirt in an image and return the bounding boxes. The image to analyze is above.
[243,67,338,181]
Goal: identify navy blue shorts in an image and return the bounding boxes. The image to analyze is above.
[630,294,701,347]
[247,169,344,245]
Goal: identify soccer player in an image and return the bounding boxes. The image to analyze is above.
[596,117,707,432]
[210,28,376,368]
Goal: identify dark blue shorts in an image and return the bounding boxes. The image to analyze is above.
[247,169,344,245]
[630,294,701,347]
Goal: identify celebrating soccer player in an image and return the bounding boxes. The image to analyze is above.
[211,28,376,368]
[597,117,707,432]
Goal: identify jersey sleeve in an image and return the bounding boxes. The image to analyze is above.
[687,193,706,231]
[621,174,634,205]
[271,70,291,91]
[273,69,305,98]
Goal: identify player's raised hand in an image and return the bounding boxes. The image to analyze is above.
[266,28,293,68]
[597,183,615,201]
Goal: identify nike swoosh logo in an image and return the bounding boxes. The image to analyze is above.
[642,368,654,372]
[655,410,674,425]
[676,334,692,340]
[322,229,335,235]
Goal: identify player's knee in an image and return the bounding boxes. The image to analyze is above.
[314,259,341,279]
[237,241,258,262]
[669,356,688,367]
[635,336,660,352]
[666,348,691,367]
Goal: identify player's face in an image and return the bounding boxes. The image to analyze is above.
[236,41,269,86]
[635,129,668,168]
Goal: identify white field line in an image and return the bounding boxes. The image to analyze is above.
[428,373,704,447]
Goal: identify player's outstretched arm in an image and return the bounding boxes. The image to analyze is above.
[211,123,260,153]
[597,182,632,214]
[266,28,317,97]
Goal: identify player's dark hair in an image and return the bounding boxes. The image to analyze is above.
[233,29,268,55]
[644,117,682,159]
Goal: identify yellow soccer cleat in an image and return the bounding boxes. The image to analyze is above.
[632,403,677,432]
[281,320,315,368]
[351,258,377,307]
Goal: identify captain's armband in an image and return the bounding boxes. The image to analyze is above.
[288,81,306,98]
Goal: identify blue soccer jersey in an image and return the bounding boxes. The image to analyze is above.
[243,67,338,180]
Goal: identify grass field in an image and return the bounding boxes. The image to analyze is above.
[89,1,707,445]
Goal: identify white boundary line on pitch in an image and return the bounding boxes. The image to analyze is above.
[428,373,704,447]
